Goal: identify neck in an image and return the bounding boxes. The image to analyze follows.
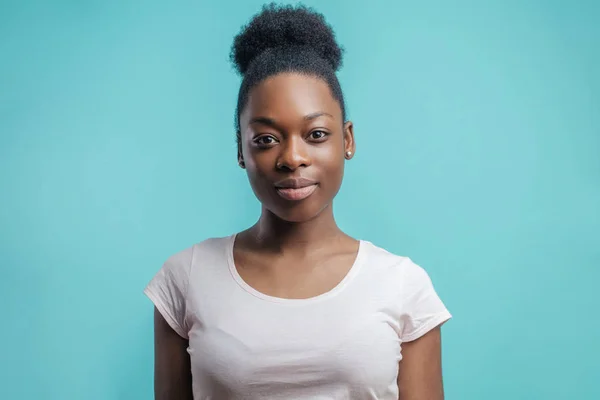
[250,204,343,253]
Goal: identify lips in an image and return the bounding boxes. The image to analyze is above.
[276,185,318,201]
[274,177,319,201]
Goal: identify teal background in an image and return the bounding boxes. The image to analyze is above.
[1,0,598,398]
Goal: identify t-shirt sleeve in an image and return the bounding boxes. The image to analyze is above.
[143,248,193,339]
[398,258,452,342]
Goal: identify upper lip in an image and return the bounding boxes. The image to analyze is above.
[274,177,319,189]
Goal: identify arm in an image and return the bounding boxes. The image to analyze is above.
[153,307,194,400]
[397,326,445,400]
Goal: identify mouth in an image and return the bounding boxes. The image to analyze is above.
[276,184,318,201]
[274,177,319,201]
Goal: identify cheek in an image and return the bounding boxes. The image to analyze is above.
[246,156,274,183]
[244,160,275,200]
[314,151,345,194]
[242,145,271,175]
[315,146,344,172]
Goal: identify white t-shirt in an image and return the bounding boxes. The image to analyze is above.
[144,235,451,400]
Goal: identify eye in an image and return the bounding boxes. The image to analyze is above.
[309,130,329,141]
[253,135,278,148]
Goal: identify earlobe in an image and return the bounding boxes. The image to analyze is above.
[237,141,245,169]
[343,121,355,159]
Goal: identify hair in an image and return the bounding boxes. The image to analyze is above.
[230,3,346,145]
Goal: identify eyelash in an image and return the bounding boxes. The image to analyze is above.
[252,130,330,148]
[254,136,277,146]
[309,130,329,141]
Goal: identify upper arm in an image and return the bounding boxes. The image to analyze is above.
[144,248,195,399]
[153,307,194,400]
[397,326,445,400]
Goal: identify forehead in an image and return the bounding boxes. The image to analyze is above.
[240,73,342,126]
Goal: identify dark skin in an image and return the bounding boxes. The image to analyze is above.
[153,307,193,400]
[234,72,358,299]
[153,72,445,399]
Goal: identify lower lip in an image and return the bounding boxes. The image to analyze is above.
[276,184,318,201]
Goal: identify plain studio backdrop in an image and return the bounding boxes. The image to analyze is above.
[1,0,598,399]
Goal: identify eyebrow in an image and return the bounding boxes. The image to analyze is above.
[249,116,277,126]
[304,112,334,121]
[249,112,333,126]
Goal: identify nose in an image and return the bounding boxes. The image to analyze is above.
[276,136,311,171]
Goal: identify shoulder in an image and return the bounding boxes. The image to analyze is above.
[361,240,429,281]
[162,235,233,277]
[359,240,439,300]
[361,241,451,341]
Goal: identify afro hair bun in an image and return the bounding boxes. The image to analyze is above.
[230,3,344,75]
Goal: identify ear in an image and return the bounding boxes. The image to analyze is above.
[343,121,355,159]
[237,137,245,169]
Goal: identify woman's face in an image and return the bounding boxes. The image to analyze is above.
[238,73,355,222]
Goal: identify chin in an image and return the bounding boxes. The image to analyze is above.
[274,210,316,223]
[269,202,330,223]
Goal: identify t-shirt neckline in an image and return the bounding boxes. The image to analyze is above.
[226,233,366,305]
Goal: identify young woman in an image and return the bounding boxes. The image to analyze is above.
[145,4,451,399]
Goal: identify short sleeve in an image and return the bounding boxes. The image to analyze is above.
[398,259,452,342]
[143,247,194,339]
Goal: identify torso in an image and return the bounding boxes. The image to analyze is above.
[151,234,451,399]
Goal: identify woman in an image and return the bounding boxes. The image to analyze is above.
[144,4,451,399]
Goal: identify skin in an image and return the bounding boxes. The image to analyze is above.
[153,308,193,400]
[153,72,445,399]
[399,327,445,399]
